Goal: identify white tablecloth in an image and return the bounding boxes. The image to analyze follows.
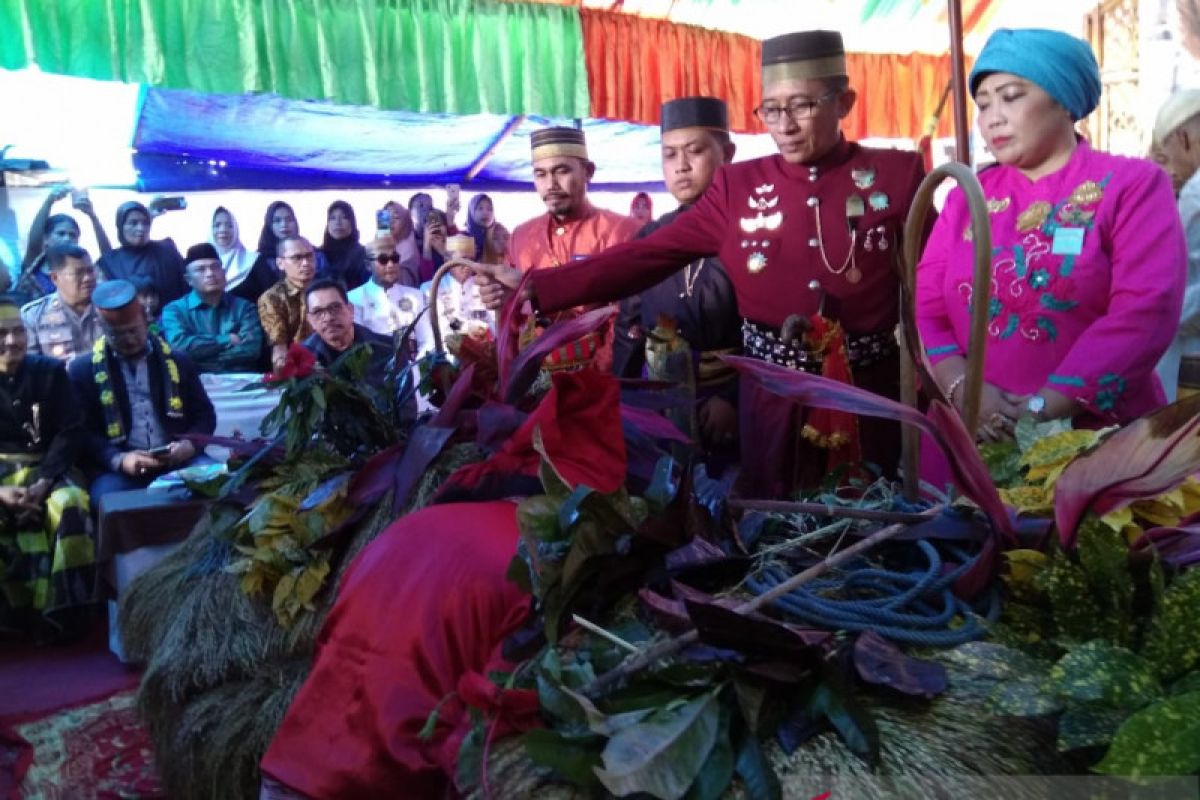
[200,372,281,439]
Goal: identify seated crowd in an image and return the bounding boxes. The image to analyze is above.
[0,189,507,642]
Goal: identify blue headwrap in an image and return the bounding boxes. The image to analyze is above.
[969,28,1101,121]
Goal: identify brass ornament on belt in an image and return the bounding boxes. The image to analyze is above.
[1069,180,1103,206]
[1016,201,1052,233]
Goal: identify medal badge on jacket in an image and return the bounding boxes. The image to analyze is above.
[740,184,781,274]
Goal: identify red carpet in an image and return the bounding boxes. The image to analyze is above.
[0,623,138,719]
[0,688,162,799]
[0,618,150,798]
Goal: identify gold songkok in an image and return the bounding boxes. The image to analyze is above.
[530,127,589,162]
[445,234,477,260]
[761,30,847,85]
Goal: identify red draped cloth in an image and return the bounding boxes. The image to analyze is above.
[261,500,531,798]
[261,369,629,798]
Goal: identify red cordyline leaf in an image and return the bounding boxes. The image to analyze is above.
[722,355,1013,544]
[1133,524,1200,569]
[619,403,692,445]
[495,269,533,392]
[501,306,617,404]
[1055,394,1200,549]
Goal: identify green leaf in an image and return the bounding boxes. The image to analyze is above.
[594,690,723,800]
[1169,670,1200,696]
[537,674,587,727]
[562,687,655,736]
[505,553,532,594]
[522,728,604,787]
[1047,640,1162,710]
[454,716,485,792]
[516,495,563,542]
[1035,552,1103,643]
[1075,517,1134,645]
[734,680,768,738]
[1095,690,1200,777]
[686,700,734,800]
[1015,414,1073,454]
[989,676,1065,717]
[733,729,781,800]
[309,382,326,410]
[807,672,880,765]
[1141,569,1200,682]
[979,440,1023,487]
[1057,706,1126,752]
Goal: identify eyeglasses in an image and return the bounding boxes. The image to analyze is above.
[59,267,96,281]
[374,253,401,265]
[308,301,347,321]
[754,90,840,125]
[280,252,316,263]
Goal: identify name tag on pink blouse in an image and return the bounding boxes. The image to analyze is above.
[1051,227,1085,256]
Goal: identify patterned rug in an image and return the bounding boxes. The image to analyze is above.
[0,689,162,799]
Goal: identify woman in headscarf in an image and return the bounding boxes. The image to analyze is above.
[319,200,370,291]
[15,185,113,303]
[242,199,314,302]
[96,201,188,304]
[917,28,1185,449]
[465,193,500,265]
[209,206,272,303]
[383,200,421,287]
[629,191,653,226]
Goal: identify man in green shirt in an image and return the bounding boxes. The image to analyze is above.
[162,243,264,373]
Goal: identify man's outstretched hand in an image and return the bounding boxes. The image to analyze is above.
[471,262,527,310]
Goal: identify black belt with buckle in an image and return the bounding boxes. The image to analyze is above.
[741,318,897,374]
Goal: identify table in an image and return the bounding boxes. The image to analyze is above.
[97,486,210,661]
[201,372,281,438]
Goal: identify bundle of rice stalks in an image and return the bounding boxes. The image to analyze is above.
[117,503,244,663]
[153,660,309,800]
[120,441,490,800]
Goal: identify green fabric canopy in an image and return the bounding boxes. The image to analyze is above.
[0,0,590,118]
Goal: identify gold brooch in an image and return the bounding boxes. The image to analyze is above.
[987,197,1010,214]
[1016,201,1052,233]
[1069,180,1103,206]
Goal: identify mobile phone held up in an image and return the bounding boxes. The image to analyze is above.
[376,208,392,231]
[154,196,188,213]
[147,444,173,458]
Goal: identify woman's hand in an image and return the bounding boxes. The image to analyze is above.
[425,221,448,256]
[975,383,1028,442]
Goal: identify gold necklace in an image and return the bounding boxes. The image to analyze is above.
[813,205,861,283]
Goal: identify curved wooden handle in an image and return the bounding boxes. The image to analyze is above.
[902,159,993,491]
[427,257,480,355]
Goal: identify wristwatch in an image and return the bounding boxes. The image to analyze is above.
[1027,394,1047,420]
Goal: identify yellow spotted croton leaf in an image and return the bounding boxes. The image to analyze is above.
[999,484,1054,517]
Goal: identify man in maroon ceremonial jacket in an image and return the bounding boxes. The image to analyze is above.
[477,30,928,497]
[508,127,643,372]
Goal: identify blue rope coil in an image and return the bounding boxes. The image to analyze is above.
[745,539,998,646]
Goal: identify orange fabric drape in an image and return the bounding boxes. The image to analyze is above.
[581,8,968,141]
[582,9,763,133]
